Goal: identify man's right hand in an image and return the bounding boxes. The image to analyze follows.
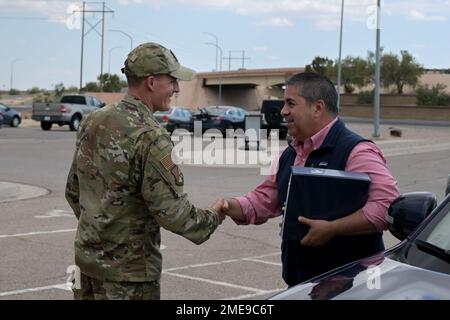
[208,198,229,224]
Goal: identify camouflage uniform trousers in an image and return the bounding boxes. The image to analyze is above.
[73,273,160,300]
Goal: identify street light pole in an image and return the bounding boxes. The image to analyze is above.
[373,0,381,138]
[10,58,22,90]
[205,42,223,106]
[108,46,123,74]
[336,0,345,111]
[203,32,218,71]
[109,29,133,51]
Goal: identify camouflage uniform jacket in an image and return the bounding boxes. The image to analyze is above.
[65,95,220,282]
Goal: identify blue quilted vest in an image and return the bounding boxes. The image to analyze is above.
[276,118,384,286]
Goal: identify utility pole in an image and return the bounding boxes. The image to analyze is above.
[79,1,85,91]
[100,2,105,91]
[373,0,381,138]
[74,2,114,91]
[205,42,223,106]
[203,32,219,71]
[10,59,22,90]
[223,50,251,71]
[337,0,345,111]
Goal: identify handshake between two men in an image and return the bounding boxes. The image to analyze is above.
[209,198,346,247]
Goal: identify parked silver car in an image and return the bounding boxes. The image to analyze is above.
[154,107,193,133]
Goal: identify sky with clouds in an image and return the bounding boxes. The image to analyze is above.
[0,0,449,90]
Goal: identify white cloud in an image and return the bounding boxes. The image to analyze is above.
[408,9,447,21]
[1,0,449,30]
[0,1,117,27]
[258,17,293,27]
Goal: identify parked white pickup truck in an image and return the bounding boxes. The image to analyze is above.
[32,94,105,131]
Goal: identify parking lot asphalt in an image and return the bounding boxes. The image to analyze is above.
[0,120,449,299]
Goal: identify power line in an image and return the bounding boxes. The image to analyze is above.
[223,50,251,71]
[73,1,114,91]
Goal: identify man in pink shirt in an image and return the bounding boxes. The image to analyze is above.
[220,72,400,286]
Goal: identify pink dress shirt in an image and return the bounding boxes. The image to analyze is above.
[236,118,400,232]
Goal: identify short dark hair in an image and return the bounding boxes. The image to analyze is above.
[286,72,338,116]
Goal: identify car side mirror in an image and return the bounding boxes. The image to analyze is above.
[99,103,106,108]
[5,107,10,111]
[387,192,437,241]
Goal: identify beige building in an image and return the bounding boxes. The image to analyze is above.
[174,68,303,111]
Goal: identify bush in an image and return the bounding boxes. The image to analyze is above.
[357,90,374,104]
[416,83,450,106]
[32,91,53,103]
[28,87,41,94]
[9,89,21,95]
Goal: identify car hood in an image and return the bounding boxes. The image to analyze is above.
[270,256,450,300]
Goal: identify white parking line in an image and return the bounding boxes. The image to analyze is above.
[0,252,281,298]
[0,283,68,297]
[164,252,280,272]
[0,228,76,239]
[242,258,282,266]
[34,209,74,219]
[163,271,266,293]
[223,288,286,300]
[383,142,450,157]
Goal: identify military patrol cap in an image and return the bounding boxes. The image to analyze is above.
[121,42,196,81]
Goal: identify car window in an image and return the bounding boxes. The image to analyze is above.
[424,201,450,250]
[183,110,191,118]
[92,97,102,107]
[0,105,6,112]
[61,96,86,105]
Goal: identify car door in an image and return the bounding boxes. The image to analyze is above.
[0,104,10,123]
[179,109,189,130]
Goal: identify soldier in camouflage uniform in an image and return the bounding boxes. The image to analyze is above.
[65,42,226,300]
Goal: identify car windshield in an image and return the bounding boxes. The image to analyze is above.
[416,199,450,252]
[205,107,228,116]
[399,196,450,273]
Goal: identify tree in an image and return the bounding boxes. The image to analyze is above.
[83,82,100,92]
[98,73,124,92]
[380,50,423,94]
[340,56,371,93]
[54,83,65,97]
[28,87,41,94]
[66,86,79,93]
[305,56,335,77]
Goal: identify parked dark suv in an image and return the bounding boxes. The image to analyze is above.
[260,99,288,139]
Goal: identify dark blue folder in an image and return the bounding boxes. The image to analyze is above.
[281,166,371,240]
